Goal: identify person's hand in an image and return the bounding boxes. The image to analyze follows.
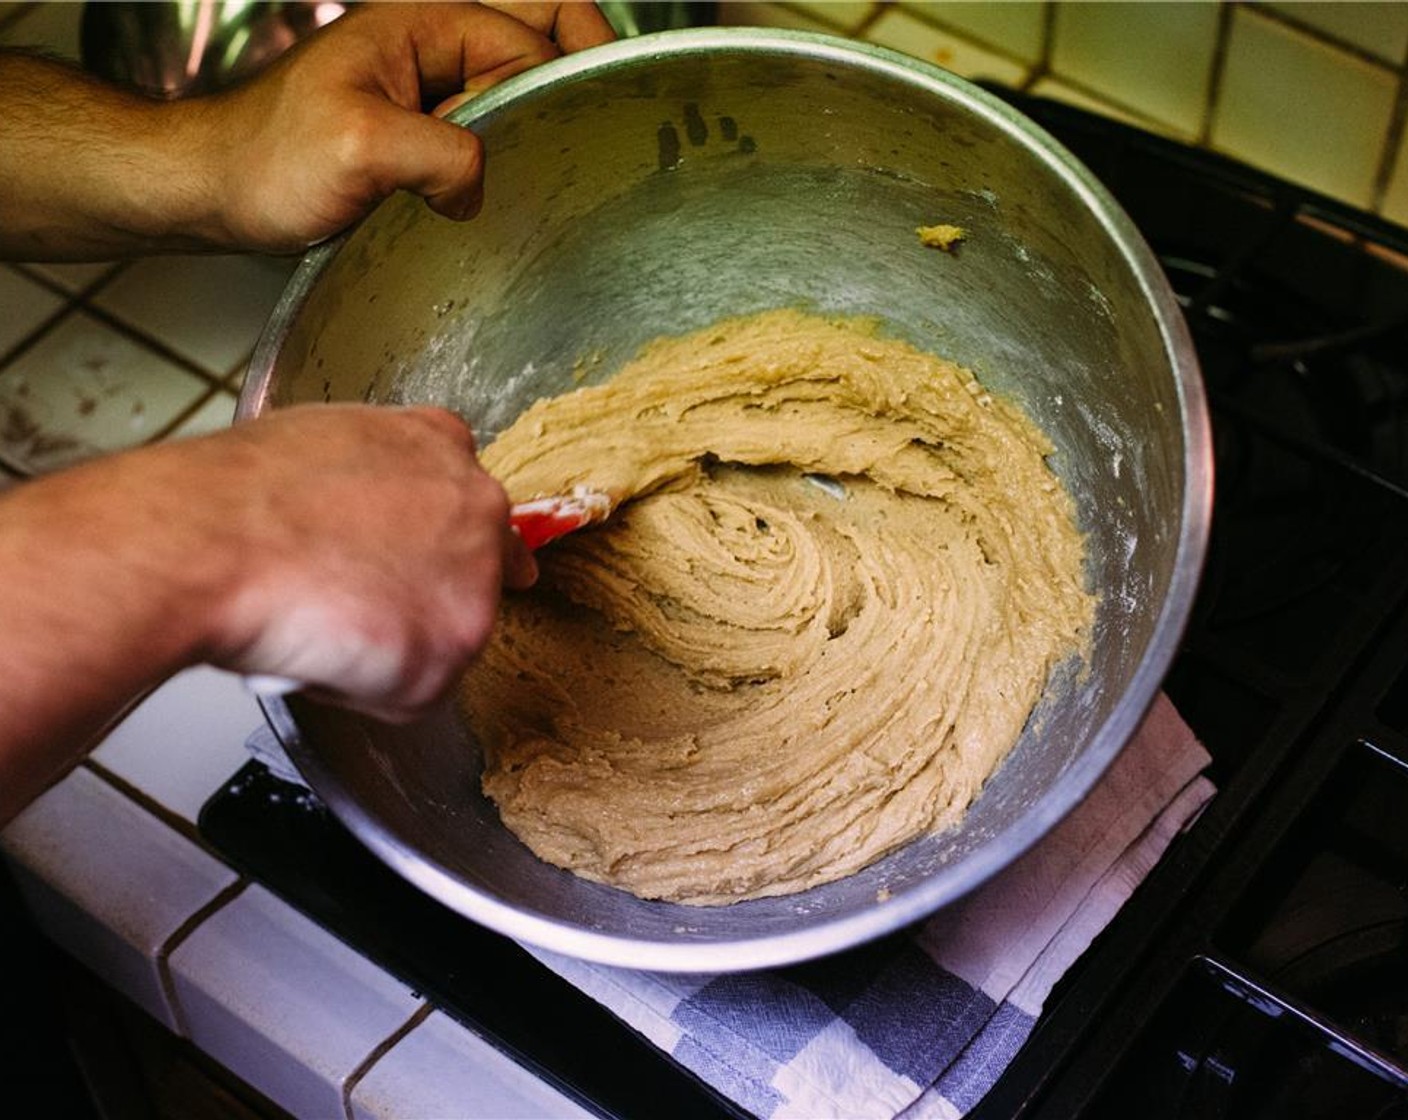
[0,404,536,820]
[200,2,616,252]
[0,3,613,261]
[0,405,533,760]
[191,405,538,720]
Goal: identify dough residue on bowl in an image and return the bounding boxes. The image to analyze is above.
[916,222,966,251]
[462,309,1095,905]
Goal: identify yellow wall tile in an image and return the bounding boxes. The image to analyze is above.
[1029,77,1189,140]
[1050,1,1221,136]
[786,1,878,34]
[716,1,837,33]
[0,0,81,58]
[1264,1,1408,64]
[1211,8,1397,208]
[898,1,1047,63]
[864,7,1029,85]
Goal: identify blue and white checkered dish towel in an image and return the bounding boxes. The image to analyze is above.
[245,692,1211,1118]
[523,693,1214,1119]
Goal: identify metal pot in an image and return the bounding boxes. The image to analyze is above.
[239,29,1211,972]
[81,2,346,100]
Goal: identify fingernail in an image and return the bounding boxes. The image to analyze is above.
[462,74,497,97]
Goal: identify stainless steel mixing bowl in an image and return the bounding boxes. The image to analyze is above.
[239,28,1211,972]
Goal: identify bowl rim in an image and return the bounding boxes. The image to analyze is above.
[244,26,1213,972]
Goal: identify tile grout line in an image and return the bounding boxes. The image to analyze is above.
[1235,1,1407,218]
[1244,0,1408,74]
[1014,1,1059,95]
[3,260,245,462]
[83,758,210,847]
[766,0,1408,217]
[1370,60,1408,217]
[1197,0,1237,149]
[0,295,72,371]
[10,261,235,392]
[64,300,232,391]
[878,0,1047,79]
[0,2,37,35]
[156,877,253,1041]
[0,326,228,478]
[1034,0,1057,87]
[145,382,237,446]
[853,0,885,38]
[774,0,878,36]
[1024,70,1189,140]
[94,738,440,1120]
[76,755,257,1039]
[11,259,132,302]
[0,262,119,401]
[340,1003,435,1120]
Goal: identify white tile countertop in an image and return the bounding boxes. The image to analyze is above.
[2,669,592,1120]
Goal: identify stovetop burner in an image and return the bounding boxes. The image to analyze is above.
[201,90,1408,1117]
[968,93,1408,1120]
[1228,744,1408,1065]
[1089,957,1408,1120]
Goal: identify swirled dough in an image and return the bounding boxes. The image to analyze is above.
[463,310,1094,905]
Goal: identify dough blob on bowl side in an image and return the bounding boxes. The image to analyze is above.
[463,309,1096,905]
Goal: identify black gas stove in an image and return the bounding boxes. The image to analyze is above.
[200,91,1408,1118]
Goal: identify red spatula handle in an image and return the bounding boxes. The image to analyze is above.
[509,488,611,551]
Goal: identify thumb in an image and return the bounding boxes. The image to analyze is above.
[430,52,564,122]
[369,107,486,221]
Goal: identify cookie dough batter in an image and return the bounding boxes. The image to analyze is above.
[463,310,1095,905]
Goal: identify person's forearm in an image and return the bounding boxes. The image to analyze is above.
[0,50,229,260]
[0,405,531,825]
[0,5,616,262]
[0,450,233,824]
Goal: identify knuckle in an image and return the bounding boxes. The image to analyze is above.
[526,42,561,69]
[470,478,511,522]
[330,106,382,173]
[406,405,475,446]
[453,127,484,179]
